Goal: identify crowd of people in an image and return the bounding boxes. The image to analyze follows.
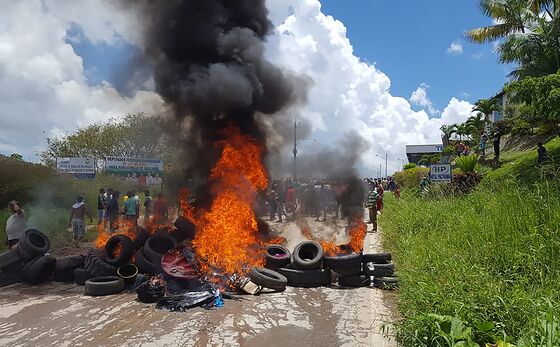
[263,177,399,230]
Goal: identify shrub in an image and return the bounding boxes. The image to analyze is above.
[393,167,429,189]
[455,154,478,173]
[403,163,417,170]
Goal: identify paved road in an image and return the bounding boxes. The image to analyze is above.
[0,216,396,347]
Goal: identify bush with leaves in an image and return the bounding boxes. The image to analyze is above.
[455,154,478,173]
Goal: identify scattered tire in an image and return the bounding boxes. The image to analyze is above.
[323,253,363,276]
[103,235,135,266]
[372,276,398,290]
[173,216,196,242]
[362,252,391,264]
[363,262,394,277]
[291,241,324,270]
[117,263,139,286]
[134,248,159,275]
[143,234,177,264]
[248,267,288,291]
[17,229,50,261]
[85,276,125,296]
[56,255,86,271]
[74,268,94,285]
[85,249,117,277]
[338,274,370,288]
[0,272,23,287]
[22,255,57,284]
[53,268,75,283]
[0,249,24,272]
[132,227,150,250]
[265,245,291,269]
[276,267,332,288]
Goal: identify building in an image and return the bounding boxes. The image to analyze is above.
[405,144,444,164]
[489,90,507,123]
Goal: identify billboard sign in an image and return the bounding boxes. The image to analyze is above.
[56,157,96,179]
[429,164,452,183]
[105,157,163,187]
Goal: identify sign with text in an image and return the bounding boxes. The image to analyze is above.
[56,157,96,179]
[429,164,452,183]
[105,157,164,176]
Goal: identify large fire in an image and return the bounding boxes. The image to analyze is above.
[182,128,269,275]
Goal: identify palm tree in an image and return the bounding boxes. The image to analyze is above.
[456,123,469,142]
[472,99,501,121]
[440,124,458,145]
[529,0,558,18]
[466,113,489,138]
[467,0,536,43]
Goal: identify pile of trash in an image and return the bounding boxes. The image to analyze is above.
[0,217,398,312]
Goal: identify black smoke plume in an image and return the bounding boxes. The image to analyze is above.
[124,0,302,200]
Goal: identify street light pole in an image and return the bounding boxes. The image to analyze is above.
[376,153,388,178]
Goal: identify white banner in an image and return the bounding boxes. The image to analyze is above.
[429,164,452,183]
[56,157,96,178]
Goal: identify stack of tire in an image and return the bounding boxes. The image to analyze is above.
[323,252,368,288]
[258,241,332,289]
[0,229,54,287]
[363,253,398,290]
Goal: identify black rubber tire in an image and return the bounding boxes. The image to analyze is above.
[276,267,332,288]
[132,227,150,250]
[117,263,139,286]
[143,234,177,264]
[249,267,288,291]
[134,248,159,275]
[0,272,23,287]
[22,255,57,284]
[173,216,196,242]
[265,245,291,269]
[323,253,363,276]
[17,229,50,261]
[363,262,395,277]
[53,268,75,283]
[338,274,370,288]
[291,241,324,270]
[103,235,135,266]
[85,276,125,296]
[362,252,392,264]
[372,276,398,290]
[85,249,117,277]
[74,268,94,285]
[0,249,24,272]
[55,255,86,271]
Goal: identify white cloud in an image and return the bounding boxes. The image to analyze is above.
[447,40,464,55]
[410,83,439,116]
[0,0,474,175]
[0,1,162,160]
[473,52,483,60]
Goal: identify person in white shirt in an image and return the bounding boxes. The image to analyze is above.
[5,201,26,249]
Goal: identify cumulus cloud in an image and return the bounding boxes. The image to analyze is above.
[0,1,162,160]
[410,83,439,116]
[0,0,474,175]
[447,40,464,55]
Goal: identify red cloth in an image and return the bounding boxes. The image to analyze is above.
[286,188,296,203]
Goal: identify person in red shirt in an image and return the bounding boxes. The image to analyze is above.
[376,183,384,212]
[285,185,296,217]
[152,193,169,227]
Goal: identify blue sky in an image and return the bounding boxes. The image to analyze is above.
[319,1,508,112]
[70,1,510,117]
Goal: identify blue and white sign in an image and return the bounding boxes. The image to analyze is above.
[429,164,452,183]
[56,157,96,179]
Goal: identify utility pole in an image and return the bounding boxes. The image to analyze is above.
[293,119,297,181]
[385,153,388,178]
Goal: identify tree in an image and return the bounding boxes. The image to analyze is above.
[456,123,470,142]
[505,72,560,135]
[472,98,501,121]
[466,0,536,43]
[40,113,181,170]
[440,124,458,145]
[418,154,441,166]
[466,113,489,140]
[9,153,23,161]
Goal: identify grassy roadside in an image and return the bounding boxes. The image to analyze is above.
[380,137,560,346]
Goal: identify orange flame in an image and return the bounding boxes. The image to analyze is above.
[182,128,270,275]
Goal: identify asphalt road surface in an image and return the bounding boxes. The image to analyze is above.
[0,215,396,347]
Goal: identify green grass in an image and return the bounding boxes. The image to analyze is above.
[380,180,560,346]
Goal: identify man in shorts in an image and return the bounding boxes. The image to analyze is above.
[69,196,93,248]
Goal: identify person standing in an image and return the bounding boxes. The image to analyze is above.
[124,191,139,225]
[366,186,379,231]
[106,191,121,233]
[537,142,548,165]
[143,190,153,226]
[493,130,501,161]
[97,188,107,226]
[69,196,93,248]
[5,200,26,249]
[376,182,384,212]
[268,189,279,222]
[152,193,168,227]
